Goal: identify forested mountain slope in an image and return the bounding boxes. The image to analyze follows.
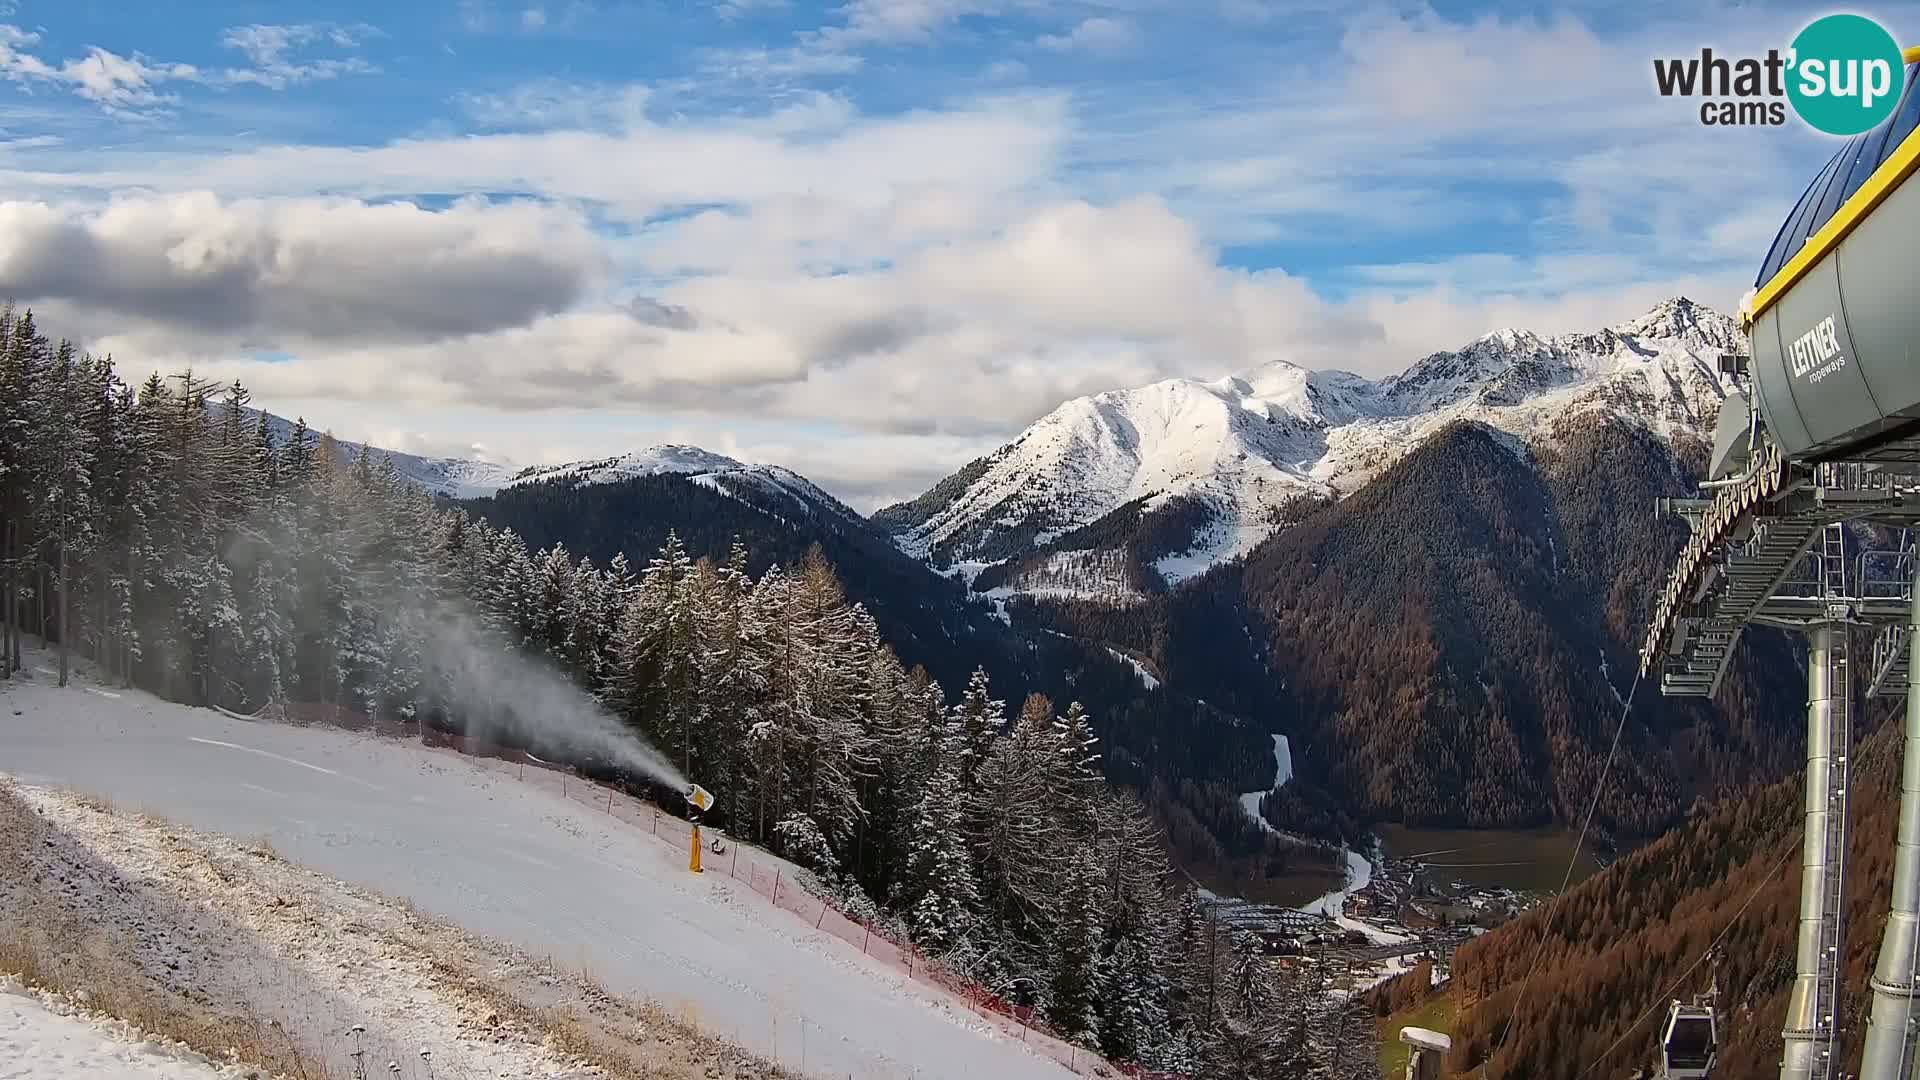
[1449,699,1904,1078]
[459,462,1338,902]
[1028,417,1804,840]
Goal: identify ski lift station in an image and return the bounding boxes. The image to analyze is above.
[1639,44,1920,1080]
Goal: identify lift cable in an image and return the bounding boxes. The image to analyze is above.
[1496,664,1644,1052]
[1574,839,1798,1077]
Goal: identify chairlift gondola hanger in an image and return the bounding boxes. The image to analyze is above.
[1659,947,1720,1079]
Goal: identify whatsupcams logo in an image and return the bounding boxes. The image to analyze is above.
[1653,13,1906,133]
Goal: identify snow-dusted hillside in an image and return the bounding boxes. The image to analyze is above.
[882,297,1740,589]
[0,669,1077,1080]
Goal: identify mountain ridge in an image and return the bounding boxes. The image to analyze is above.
[878,297,1741,595]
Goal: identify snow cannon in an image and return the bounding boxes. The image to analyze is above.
[685,783,714,874]
[685,783,714,814]
[1744,54,1920,464]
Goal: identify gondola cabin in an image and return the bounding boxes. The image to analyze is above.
[1659,1001,1717,1079]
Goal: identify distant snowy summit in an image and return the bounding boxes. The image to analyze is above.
[355,440,865,524]
[877,297,1742,595]
[249,408,864,526]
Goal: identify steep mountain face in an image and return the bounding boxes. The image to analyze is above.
[879,298,1740,595]
[1024,414,1803,838]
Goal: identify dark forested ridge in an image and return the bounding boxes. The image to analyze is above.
[463,471,1001,694]
[460,460,1343,899]
[1027,417,1803,844]
[1449,699,1903,1078]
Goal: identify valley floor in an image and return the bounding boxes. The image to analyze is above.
[0,654,1079,1080]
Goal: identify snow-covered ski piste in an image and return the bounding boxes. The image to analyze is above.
[0,659,1120,1080]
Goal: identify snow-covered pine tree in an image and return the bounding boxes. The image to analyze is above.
[849,610,915,898]
[1048,851,1101,1044]
[37,340,98,686]
[0,309,50,676]
[1209,931,1282,1079]
[782,552,872,868]
[633,531,697,775]
[952,666,1004,798]
[534,543,575,664]
[972,692,1069,957]
[1052,700,1102,838]
[1096,932,1169,1062]
[80,355,133,681]
[693,541,763,836]
[560,552,606,687]
[895,716,980,956]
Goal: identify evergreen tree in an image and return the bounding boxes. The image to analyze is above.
[1050,852,1101,1044]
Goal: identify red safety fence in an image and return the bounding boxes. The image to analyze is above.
[279,707,1183,1079]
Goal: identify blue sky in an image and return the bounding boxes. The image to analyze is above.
[0,0,1912,504]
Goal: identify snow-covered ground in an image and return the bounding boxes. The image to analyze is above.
[1106,649,1161,690]
[0,667,1076,1080]
[1231,734,1408,946]
[1,982,238,1080]
[1235,733,1292,826]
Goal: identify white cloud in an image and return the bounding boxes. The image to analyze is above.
[0,91,1070,225]
[714,0,791,19]
[1036,16,1138,55]
[983,58,1027,81]
[0,27,198,115]
[0,193,604,345]
[457,79,653,129]
[219,23,377,88]
[706,0,1049,83]
[0,21,376,115]
[823,0,1001,47]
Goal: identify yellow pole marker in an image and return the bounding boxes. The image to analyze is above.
[684,784,714,874]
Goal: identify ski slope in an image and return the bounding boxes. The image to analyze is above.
[1,983,237,1080]
[0,672,1075,1080]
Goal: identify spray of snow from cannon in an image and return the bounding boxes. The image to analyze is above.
[221,501,684,794]
[395,600,687,793]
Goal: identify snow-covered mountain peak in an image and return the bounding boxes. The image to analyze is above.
[884,297,1741,592]
[494,445,751,489]
[1612,295,1739,350]
[458,444,863,525]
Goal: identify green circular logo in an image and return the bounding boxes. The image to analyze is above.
[1787,14,1907,135]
